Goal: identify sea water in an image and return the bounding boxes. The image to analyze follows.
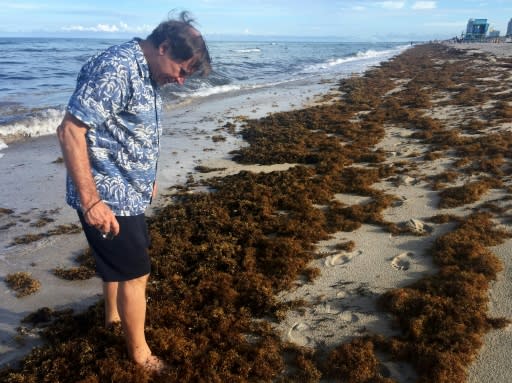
[0,37,409,150]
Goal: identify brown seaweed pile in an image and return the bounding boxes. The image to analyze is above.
[2,43,512,382]
[5,272,41,297]
[438,178,502,208]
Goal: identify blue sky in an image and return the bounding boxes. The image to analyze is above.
[0,0,510,41]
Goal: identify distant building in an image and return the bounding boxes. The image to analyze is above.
[488,29,500,38]
[465,18,489,41]
[507,18,512,36]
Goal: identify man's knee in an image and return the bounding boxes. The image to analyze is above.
[122,273,149,288]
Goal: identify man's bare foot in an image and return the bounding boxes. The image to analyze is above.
[142,354,167,374]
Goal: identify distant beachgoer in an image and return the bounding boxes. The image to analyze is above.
[57,11,211,373]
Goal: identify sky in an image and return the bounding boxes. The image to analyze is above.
[0,0,511,42]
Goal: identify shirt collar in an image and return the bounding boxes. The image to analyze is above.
[132,38,151,81]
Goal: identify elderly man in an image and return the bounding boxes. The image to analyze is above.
[57,11,211,372]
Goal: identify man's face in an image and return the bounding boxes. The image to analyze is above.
[151,42,194,86]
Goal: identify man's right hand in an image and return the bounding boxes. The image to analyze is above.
[84,200,120,236]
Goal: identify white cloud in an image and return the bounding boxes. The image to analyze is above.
[352,5,366,11]
[378,1,406,10]
[62,21,152,33]
[3,3,42,10]
[96,24,119,32]
[412,1,437,10]
[62,24,118,32]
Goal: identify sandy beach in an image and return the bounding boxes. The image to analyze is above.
[2,42,512,382]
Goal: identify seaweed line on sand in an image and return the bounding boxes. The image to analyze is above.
[9,224,82,246]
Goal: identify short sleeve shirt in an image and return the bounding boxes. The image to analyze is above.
[66,38,162,216]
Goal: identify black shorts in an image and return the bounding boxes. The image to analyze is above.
[78,211,151,282]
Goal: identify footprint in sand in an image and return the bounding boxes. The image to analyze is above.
[391,195,407,208]
[324,250,362,267]
[287,322,311,347]
[391,252,414,271]
[314,302,340,315]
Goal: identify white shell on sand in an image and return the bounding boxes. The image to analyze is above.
[399,175,416,185]
[404,218,431,234]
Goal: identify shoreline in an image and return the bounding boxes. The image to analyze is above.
[2,43,512,382]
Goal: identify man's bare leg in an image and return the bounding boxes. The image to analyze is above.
[117,274,164,371]
[103,282,121,326]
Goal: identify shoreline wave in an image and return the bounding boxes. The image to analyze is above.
[0,108,64,147]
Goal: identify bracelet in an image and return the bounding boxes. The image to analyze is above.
[83,199,102,216]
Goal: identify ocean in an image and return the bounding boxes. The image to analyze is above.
[0,37,409,152]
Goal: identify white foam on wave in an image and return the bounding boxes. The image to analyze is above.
[303,45,409,73]
[171,83,265,100]
[0,138,8,158]
[355,48,392,59]
[191,84,244,97]
[232,48,261,53]
[0,108,64,142]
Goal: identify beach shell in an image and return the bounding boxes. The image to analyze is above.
[400,175,416,185]
[393,175,417,186]
[404,218,431,235]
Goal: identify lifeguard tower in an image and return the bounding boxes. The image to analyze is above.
[464,19,489,41]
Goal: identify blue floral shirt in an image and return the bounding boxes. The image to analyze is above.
[66,38,162,216]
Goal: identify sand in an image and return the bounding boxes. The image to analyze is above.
[445,41,512,58]
[1,42,512,382]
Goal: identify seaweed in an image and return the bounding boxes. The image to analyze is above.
[10,224,82,246]
[325,338,395,383]
[0,207,15,216]
[438,178,502,208]
[5,272,41,297]
[194,165,227,173]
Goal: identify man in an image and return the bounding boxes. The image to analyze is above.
[57,12,211,372]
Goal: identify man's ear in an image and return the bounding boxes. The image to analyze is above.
[158,41,170,56]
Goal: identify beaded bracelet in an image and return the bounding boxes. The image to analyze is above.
[83,199,102,216]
